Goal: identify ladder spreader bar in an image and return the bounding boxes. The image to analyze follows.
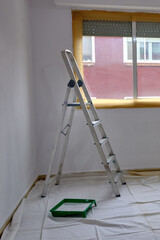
[67,103,81,106]
[67,102,91,107]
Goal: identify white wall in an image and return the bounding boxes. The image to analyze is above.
[0,0,37,230]
[30,0,160,176]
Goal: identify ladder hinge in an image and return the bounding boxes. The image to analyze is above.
[77,80,83,87]
[67,79,75,88]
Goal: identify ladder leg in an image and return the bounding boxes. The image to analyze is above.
[41,87,71,197]
[55,106,75,185]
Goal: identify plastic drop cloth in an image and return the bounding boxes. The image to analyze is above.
[2,173,160,240]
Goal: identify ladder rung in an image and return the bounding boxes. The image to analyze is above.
[114,171,122,183]
[92,120,102,127]
[107,155,115,164]
[67,102,91,107]
[99,137,109,146]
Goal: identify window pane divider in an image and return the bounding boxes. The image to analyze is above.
[132,22,138,99]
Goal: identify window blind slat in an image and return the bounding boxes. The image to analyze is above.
[83,20,132,37]
[136,22,160,38]
[83,20,160,38]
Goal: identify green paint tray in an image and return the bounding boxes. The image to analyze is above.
[50,198,97,218]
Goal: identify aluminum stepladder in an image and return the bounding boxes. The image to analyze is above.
[41,49,126,198]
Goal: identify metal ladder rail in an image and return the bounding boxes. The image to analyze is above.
[63,50,126,186]
[41,85,76,197]
[53,51,87,187]
[55,92,76,185]
[54,50,84,186]
[54,50,92,186]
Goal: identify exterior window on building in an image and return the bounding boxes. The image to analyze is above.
[124,37,160,63]
[82,36,95,63]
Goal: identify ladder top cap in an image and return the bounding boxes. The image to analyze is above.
[62,49,72,53]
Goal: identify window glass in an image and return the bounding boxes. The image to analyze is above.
[83,36,133,99]
[146,42,149,60]
[82,36,95,62]
[138,41,144,60]
[127,41,132,60]
[152,42,160,60]
[137,37,160,97]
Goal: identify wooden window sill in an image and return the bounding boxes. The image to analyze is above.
[91,98,160,109]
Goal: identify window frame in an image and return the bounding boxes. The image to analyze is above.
[72,10,160,108]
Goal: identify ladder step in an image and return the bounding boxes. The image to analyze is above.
[99,137,109,146]
[114,171,122,183]
[67,102,90,107]
[107,154,116,164]
[92,120,102,127]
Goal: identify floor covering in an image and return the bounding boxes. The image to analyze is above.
[3,173,160,239]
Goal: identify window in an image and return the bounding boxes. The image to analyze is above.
[82,36,95,63]
[124,37,160,63]
[72,10,160,108]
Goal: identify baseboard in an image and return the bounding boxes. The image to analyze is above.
[128,168,160,172]
[127,168,160,176]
